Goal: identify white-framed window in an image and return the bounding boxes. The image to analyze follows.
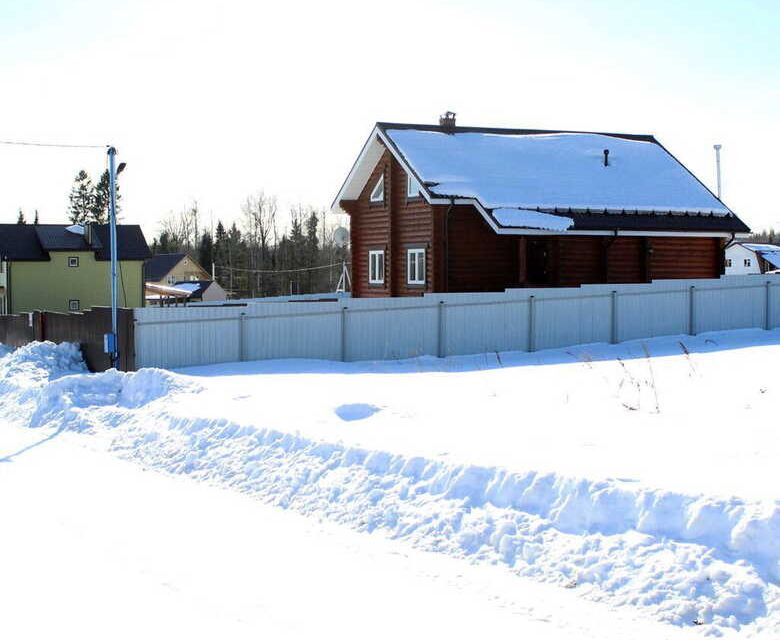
[68,256,79,268]
[407,248,426,285]
[744,258,752,267]
[725,258,732,268]
[407,173,420,198]
[368,250,385,285]
[369,175,384,204]
[167,275,176,285]
[68,299,80,312]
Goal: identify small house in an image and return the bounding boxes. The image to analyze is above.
[725,242,780,275]
[144,252,212,286]
[332,117,750,297]
[0,222,150,314]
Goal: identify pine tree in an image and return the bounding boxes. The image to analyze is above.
[33,209,39,225]
[16,209,26,224]
[91,170,120,224]
[68,170,94,224]
[198,231,214,274]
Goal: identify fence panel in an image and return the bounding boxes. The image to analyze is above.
[132,275,780,370]
[134,306,243,369]
[616,287,690,342]
[344,304,439,361]
[694,283,766,334]
[442,297,531,356]
[533,293,612,351]
[242,303,342,361]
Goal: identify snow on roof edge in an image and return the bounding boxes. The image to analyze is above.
[492,208,573,232]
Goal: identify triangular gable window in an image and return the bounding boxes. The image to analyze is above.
[370,175,384,203]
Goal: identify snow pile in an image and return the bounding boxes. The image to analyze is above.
[0,341,196,431]
[1,336,778,636]
[492,207,573,231]
[386,128,729,214]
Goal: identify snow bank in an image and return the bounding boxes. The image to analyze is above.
[0,341,197,430]
[0,339,778,636]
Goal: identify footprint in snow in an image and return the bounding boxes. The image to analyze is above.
[335,403,380,422]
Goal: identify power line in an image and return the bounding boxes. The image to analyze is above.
[215,262,343,275]
[0,139,107,149]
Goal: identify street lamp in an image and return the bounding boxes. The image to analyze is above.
[104,147,125,368]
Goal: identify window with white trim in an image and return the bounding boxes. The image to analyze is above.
[68,299,80,312]
[68,256,79,268]
[725,258,732,268]
[407,173,420,198]
[407,248,426,285]
[369,175,384,203]
[744,258,752,267]
[368,250,385,284]
[167,275,176,285]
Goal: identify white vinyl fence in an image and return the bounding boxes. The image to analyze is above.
[133,275,780,369]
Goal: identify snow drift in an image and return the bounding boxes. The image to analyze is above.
[0,338,778,636]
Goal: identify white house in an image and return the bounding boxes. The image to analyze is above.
[725,242,780,275]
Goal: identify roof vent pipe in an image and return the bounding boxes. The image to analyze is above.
[603,149,610,167]
[439,111,457,131]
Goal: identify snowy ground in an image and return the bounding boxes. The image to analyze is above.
[0,423,684,640]
[0,330,778,638]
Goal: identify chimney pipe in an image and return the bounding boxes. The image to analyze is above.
[439,111,457,131]
[603,149,610,167]
[713,144,722,199]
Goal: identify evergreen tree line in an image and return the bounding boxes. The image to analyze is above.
[150,193,350,298]
[748,228,780,245]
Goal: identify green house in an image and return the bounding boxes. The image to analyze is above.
[0,223,150,314]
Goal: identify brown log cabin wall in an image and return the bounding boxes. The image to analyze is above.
[345,148,723,296]
[346,151,437,297]
[440,205,518,292]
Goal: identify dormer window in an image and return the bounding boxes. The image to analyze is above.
[407,173,420,199]
[369,174,384,204]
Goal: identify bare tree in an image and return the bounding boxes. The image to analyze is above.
[242,193,277,296]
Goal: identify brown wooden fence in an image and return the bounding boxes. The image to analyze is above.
[0,307,135,372]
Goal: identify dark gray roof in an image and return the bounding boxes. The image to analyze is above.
[35,225,101,251]
[0,223,149,262]
[93,224,151,261]
[0,225,49,261]
[144,253,187,281]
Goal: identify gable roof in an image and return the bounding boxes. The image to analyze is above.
[737,243,780,269]
[0,223,149,261]
[0,225,50,261]
[35,224,102,252]
[333,122,749,234]
[144,253,187,281]
[172,280,213,298]
[93,225,150,261]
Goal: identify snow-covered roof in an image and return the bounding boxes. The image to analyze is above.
[386,129,728,215]
[332,123,744,234]
[741,243,780,269]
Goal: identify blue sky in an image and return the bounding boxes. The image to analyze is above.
[0,0,778,234]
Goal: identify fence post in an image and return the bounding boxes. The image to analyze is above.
[437,300,445,358]
[766,281,771,330]
[610,290,618,344]
[238,312,246,361]
[528,295,536,352]
[689,285,696,336]
[340,306,347,362]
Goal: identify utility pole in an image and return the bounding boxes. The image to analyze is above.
[105,146,125,368]
[713,144,722,199]
[107,146,119,367]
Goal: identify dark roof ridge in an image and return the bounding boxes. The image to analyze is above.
[376,122,657,144]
